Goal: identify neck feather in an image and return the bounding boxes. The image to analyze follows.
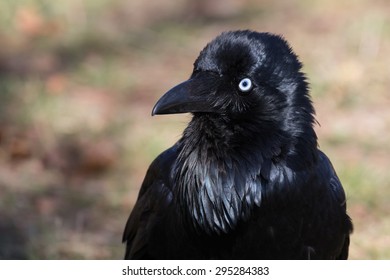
[174,113,317,235]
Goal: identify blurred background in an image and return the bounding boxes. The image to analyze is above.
[0,0,389,259]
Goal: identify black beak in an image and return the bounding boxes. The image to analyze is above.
[152,72,220,115]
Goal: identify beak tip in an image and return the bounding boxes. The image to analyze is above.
[151,104,159,116]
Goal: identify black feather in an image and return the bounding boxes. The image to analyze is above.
[123,30,353,259]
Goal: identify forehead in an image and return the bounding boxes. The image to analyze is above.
[194,34,265,75]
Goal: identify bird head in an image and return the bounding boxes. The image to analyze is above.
[153,31,317,168]
[153,30,314,127]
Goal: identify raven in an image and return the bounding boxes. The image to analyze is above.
[123,30,353,259]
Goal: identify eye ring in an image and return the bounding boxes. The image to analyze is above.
[238,78,253,92]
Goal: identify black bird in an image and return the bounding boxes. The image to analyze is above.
[123,30,353,259]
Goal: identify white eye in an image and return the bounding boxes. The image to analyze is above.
[238,78,253,92]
